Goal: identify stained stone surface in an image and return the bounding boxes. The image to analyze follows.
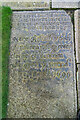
[77,64,80,108]
[8,10,77,118]
[2,1,50,10]
[75,10,80,63]
[75,10,80,108]
[52,0,80,8]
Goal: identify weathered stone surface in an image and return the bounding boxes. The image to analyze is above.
[75,10,80,109]
[77,64,80,108]
[75,10,80,63]
[2,1,50,10]
[8,10,77,118]
[52,0,80,8]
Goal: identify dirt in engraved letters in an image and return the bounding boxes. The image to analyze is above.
[12,32,72,96]
[8,11,76,118]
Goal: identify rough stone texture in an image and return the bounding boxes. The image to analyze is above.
[77,64,80,108]
[52,0,80,8]
[2,1,50,10]
[75,10,80,108]
[7,10,77,118]
[75,10,80,63]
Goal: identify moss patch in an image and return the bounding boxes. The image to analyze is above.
[2,6,12,118]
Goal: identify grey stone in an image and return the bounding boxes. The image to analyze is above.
[77,64,80,108]
[52,0,80,8]
[75,10,80,109]
[8,10,77,118]
[2,1,50,10]
[75,10,80,63]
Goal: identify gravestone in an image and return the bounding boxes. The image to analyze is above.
[52,0,80,8]
[8,10,77,118]
[75,10,80,108]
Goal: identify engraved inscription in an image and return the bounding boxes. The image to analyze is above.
[8,11,76,118]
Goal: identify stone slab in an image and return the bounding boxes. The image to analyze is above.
[2,1,50,10]
[77,64,80,108]
[52,0,80,8]
[75,9,80,109]
[75,10,80,63]
[8,10,77,118]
